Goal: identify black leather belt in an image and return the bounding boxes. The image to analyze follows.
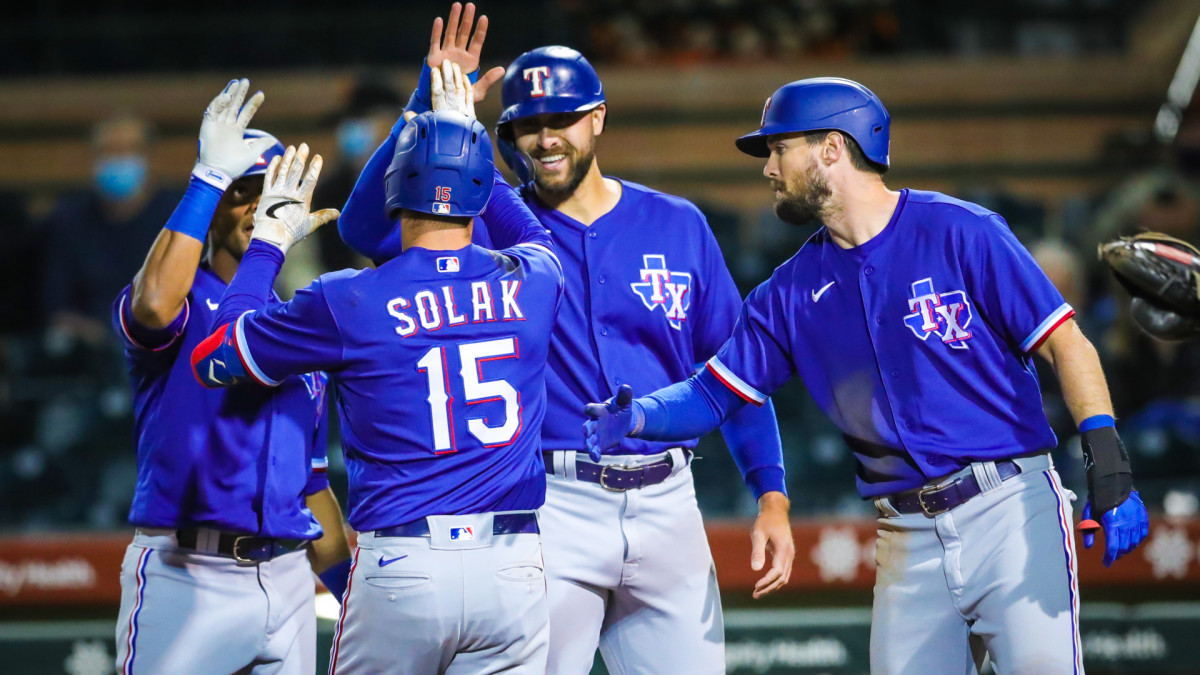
[374,512,539,538]
[544,451,677,491]
[175,528,304,563]
[887,459,1022,516]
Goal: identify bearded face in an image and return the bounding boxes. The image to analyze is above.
[772,152,831,226]
[511,110,601,202]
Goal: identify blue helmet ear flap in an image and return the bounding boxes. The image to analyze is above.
[496,135,535,185]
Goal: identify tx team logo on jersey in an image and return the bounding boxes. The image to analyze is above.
[903,278,973,350]
[524,66,551,97]
[301,371,329,417]
[630,254,691,330]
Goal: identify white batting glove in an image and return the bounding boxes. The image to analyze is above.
[430,60,475,119]
[251,143,340,254]
[192,79,276,190]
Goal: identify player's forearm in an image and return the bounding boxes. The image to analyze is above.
[633,368,746,442]
[481,166,552,250]
[211,240,284,330]
[719,397,787,499]
[305,487,353,573]
[131,180,222,328]
[1038,320,1114,425]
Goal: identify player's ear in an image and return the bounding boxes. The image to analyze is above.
[822,131,844,165]
[591,104,607,136]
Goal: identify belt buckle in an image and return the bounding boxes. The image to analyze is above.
[917,483,951,516]
[231,535,262,564]
[598,465,632,492]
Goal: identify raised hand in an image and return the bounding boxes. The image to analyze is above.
[427,2,505,104]
[194,78,275,188]
[431,60,475,118]
[251,144,339,254]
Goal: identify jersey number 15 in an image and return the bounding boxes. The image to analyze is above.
[416,337,520,453]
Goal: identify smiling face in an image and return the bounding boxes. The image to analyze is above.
[510,105,605,201]
[207,175,264,262]
[764,132,832,226]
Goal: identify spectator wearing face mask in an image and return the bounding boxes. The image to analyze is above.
[311,74,403,271]
[41,114,180,351]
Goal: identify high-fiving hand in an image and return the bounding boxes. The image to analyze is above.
[431,60,475,118]
[251,144,340,254]
[427,2,504,104]
[194,79,275,189]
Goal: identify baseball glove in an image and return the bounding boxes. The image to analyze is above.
[1098,231,1200,340]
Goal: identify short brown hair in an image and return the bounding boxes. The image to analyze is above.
[803,130,887,175]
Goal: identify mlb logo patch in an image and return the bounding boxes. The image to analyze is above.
[437,257,460,273]
[433,202,451,215]
[450,526,474,541]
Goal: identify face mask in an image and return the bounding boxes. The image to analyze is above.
[337,118,376,161]
[94,154,147,201]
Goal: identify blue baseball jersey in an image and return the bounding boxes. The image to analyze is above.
[708,189,1073,497]
[113,264,330,538]
[521,179,743,455]
[225,242,564,531]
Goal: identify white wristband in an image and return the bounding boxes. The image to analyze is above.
[191,162,234,191]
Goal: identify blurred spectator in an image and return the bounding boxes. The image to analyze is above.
[312,74,403,272]
[0,190,41,334]
[40,114,178,356]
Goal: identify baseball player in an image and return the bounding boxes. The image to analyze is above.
[338,13,795,671]
[190,92,563,675]
[584,77,1151,675]
[112,79,352,675]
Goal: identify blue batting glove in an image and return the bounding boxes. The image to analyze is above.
[1081,490,1149,567]
[582,385,635,462]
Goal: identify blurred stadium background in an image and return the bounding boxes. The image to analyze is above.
[3,0,1200,673]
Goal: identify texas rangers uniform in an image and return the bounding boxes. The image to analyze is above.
[192,120,564,672]
[113,261,330,675]
[337,50,788,675]
[708,189,1084,673]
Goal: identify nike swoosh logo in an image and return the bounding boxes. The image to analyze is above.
[265,199,302,219]
[378,555,408,567]
[811,281,836,302]
[206,298,219,311]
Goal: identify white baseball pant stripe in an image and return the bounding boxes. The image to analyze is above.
[870,453,1082,675]
[540,449,724,675]
[114,530,316,675]
[328,514,548,675]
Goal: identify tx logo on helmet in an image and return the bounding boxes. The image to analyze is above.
[903,278,973,350]
[524,67,551,97]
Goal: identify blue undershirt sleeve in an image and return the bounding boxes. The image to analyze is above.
[718,399,787,499]
[634,367,747,442]
[211,240,283,330]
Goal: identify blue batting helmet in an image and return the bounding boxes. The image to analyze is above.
[241,129,286,177]
[385,111,494,219]
[736,78,890,168]
[495,46,606,182]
